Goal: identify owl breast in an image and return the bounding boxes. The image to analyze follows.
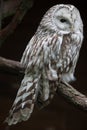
[46,31,82,83]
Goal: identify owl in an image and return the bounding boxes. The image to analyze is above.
[5,4,83,125]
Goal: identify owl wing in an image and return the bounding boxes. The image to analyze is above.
[21,33,62,107]
[5,33,63,125]
[21,33,62,69]
[5,73,40,125]
[5,36,41,125]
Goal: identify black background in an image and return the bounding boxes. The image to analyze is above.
[0,0,87,130]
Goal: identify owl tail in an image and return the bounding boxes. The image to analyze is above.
[5,74,40,125]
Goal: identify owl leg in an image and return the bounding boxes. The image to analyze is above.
[5,74,40,125]
[37,81,57,109]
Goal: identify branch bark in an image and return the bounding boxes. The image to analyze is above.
[0,0,33,43]
[57,81,87,111]
[0,56,87,111]
[0,56,25,75]
[2,0,21,19]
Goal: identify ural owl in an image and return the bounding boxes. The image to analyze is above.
[5,4,83,125]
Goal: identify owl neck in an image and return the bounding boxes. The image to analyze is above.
[35,25,56,37]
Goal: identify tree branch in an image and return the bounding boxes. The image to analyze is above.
[0,0,33,43]
[2,0,21,19]
[0,56,87,111]
[0,56,25,75]
[57,81,87,111]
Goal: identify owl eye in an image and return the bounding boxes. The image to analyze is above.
[60,18,67,23]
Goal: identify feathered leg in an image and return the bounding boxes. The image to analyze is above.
[37,81,57,109]
[37,67,57,109]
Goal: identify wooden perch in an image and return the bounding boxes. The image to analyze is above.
[0,56,25,75]
[57,81,87,111]
[0,56,87,111]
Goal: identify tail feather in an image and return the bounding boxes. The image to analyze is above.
[5,75,40,125]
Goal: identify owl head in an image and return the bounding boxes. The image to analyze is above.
[40,4,83,35]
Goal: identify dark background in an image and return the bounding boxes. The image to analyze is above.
[0,0,87,130]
